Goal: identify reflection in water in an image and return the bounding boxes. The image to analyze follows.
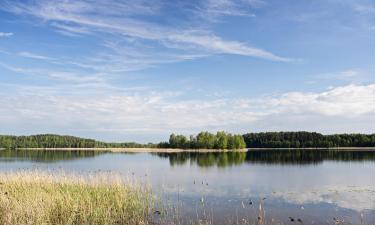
[273,185,375,212]
[155,151,247,167]
[155,150,375,167]
[0,149,105,162]
[1,149,374,165]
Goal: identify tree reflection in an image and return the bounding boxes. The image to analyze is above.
[0,149,104,162]
[155,152,247,167]
[155,150,375,167]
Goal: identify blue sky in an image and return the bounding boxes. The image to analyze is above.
[1,0,375,142]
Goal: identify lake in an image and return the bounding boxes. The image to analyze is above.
[0,149,374,224]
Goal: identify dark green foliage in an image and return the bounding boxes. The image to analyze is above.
[243,132,375,148]
[156,142,170,148]
[164,131,246,150]
[169,134,189,148]
[0,134,153,149]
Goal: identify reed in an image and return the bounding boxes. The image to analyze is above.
[0,171,154,225]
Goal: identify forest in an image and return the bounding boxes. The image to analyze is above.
[1,132,375,149]
[243,132,375,148]
[0,132,246,150]
[0,134,153,149]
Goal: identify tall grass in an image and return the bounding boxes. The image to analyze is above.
[0,171,154,225]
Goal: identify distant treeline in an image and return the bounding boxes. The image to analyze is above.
[1,132,375,149]
[158,131,246,149]
[0,134,154,149]
[243,132,375,148]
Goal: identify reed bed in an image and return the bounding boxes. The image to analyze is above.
[0,171,154,225]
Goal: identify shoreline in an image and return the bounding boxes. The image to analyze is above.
[1,147,375,152]
[6,147,249,153]
[248,147,375,151]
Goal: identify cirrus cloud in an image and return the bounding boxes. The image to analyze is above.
[0,0,293,63]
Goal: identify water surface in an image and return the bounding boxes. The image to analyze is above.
[0,149,374,224]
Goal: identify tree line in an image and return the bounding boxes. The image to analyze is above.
[0,134,154,149]
[1,132,375,150]
[243,132,375,148]
[158,131,247,149]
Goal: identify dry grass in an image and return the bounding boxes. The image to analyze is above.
[0,171,154,225]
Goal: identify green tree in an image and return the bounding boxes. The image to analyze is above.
[215,131,228,149]
[196,132,216,149]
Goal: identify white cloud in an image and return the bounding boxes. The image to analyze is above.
[0,83,374,141]
[274,84,375,116]
[0,32,13,37]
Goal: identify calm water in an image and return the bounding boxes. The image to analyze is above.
[0,149,375,224]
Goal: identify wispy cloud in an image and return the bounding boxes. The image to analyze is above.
[316,69,361,79]
[0,0,292,65]
[198,0,261,19]
[50,22,92,36]
[169,32,293,62]
[18,51,55,60]
[0,62,105,84]
[352,3,375,14]
[311,69,373,84]
[0,32,13,37]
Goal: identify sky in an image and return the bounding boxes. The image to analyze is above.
[0,0,375,142]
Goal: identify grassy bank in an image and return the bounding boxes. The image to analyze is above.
[0,171,154,225]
